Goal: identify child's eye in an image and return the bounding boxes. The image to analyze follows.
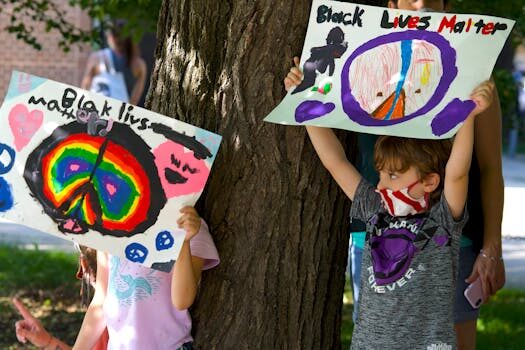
[389,173,398,180]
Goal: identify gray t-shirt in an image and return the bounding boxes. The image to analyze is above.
[350,179,468,350]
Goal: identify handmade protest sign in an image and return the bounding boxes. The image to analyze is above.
[265,0,514,138]
[0,71,222,271]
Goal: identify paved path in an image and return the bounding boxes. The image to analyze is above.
[502,155,525,238]
[500,154,525,290]
[503,238,525,290]
[0,221,75,251]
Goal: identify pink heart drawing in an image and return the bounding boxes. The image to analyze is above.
[8,104,44,151]
[153,141,210,198]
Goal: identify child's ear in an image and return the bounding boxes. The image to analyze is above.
[422,173,440,193]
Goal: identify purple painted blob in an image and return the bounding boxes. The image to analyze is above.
[431,98,475,136]
[433,235,450,247]
[370,228,417,286]
[295,100,335,123]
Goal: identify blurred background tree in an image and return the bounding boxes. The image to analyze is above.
[0,0,161,51]
[451,0,525,44]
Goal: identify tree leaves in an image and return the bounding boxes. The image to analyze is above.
[1,0,161,50]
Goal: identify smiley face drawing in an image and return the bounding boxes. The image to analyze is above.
[153,141,211,198]
[341,30,475,136]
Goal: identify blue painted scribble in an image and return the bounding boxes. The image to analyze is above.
[156,230,175,251]
[125,243,148,263]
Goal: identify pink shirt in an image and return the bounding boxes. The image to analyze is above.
[103,221,219,349]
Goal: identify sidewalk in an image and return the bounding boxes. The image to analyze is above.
[0,221,75,251]
[501,154,525,290]
[503,238,525,290]
[502,154,525,239]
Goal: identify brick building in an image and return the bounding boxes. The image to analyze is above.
[0,1,91,102]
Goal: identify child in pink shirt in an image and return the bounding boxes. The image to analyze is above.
[14,206,219,350]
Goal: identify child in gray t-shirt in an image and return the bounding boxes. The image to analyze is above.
[284,61,495,349]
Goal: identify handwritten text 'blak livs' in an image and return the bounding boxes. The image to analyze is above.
[28,88,152,130]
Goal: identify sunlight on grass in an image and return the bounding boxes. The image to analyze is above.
[476,289,525,350]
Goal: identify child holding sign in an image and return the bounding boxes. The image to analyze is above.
[285,61,494,348]
[14,206,219,350]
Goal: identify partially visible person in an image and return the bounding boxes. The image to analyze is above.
[14,206,219,350]
[81,19,147,105]
[286,56,494,346]
[13,245,108,350]
[338,0,506,348]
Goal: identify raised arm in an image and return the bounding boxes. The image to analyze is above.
[444,81,494,219]
[171,206,205,310]
[80,52,99,90]
[305,126,362,200]
[284,57,361,200]
[129,56,147,105]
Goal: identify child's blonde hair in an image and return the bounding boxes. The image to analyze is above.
[374,136,452,204]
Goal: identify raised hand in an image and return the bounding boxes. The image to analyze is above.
[470,80,495,116]
[177,206,202,241]
[284,57,303,92]
[12,297,53,348]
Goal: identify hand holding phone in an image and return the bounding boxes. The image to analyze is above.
[464,278,484,309]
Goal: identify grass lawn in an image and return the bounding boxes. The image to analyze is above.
[342,278,525,349]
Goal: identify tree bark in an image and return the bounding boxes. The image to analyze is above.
[145,0,379,348]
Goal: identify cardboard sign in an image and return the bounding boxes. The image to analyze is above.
[265,0,514,139]
[0,71,222,271]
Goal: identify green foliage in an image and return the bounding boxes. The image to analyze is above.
[493,68,519,131]
[0,244,78,293]
[0,0,161,50]
[450,0,525,45]
[477,289,525,350]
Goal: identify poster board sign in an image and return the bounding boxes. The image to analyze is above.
[0,71,222,271]
[265,0,514,138]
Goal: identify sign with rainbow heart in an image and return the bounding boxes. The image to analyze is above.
[265,0,514,138]
[0,71,222,271]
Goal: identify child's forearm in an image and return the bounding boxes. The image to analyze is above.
[306,125,349,171]
[305,125,361,200]
[446,115,475,180]
[171,241,200,310]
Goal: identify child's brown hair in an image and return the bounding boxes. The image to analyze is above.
[374,136,452,204]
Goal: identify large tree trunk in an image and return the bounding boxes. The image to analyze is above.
[146,0,378,348]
